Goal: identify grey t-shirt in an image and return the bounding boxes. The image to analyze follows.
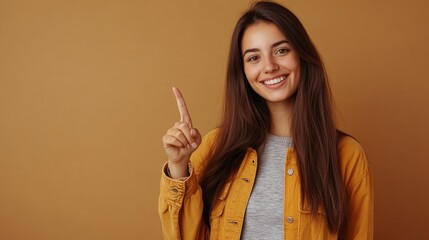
[241,134,293,240]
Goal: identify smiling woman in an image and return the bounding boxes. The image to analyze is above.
[242,21,301,117]
[159,1,373,239]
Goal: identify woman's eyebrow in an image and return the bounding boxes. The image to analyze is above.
[242,48,259,57]
[242,40,289,57]
[272,40,289,47]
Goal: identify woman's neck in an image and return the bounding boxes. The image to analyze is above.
[267,100,294,137]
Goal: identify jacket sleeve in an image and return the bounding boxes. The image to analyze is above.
[340,137,374,240]
[158,162,207,240]
[158,129,217,240]
[346,172,374,240]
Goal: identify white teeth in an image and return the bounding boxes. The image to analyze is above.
[263,76,286,85]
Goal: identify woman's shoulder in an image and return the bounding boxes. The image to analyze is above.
[190,128,219,175]
[202,128,219,143]
[337,133,372,187]
[337,133,366,156]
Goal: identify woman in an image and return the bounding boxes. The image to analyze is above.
[159,1,373,239]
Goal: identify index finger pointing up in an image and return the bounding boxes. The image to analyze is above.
[172,86,193,128]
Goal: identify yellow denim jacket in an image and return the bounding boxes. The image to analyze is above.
[159,130,373,240]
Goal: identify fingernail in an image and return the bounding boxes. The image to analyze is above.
[191,142,198,149]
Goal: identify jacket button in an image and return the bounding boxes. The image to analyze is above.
[241,177,250,183]
[287,216,294,223]
[228,220,238,224]
[287,169,294,176]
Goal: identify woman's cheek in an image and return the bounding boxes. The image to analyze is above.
[244,66,258,83]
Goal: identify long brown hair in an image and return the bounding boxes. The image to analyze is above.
[199,1,348,233]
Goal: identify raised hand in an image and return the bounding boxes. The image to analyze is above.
[162,87,201,178]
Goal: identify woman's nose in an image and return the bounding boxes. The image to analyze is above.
[263,56,279,73]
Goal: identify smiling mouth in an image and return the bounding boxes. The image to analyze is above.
[261,75,287,85]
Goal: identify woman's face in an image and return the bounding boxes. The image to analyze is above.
[241,21,301,105]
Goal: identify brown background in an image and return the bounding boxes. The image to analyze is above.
[1,0,428,239]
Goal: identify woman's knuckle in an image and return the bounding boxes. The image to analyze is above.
[175,131,183,139]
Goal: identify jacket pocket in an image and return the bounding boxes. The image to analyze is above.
[298,202,326,215]
[210,182,231,219]
[210,199,226,219]
[298,205,336,240]
[209,182,231,239]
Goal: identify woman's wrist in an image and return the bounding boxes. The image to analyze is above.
[167,161,190,179]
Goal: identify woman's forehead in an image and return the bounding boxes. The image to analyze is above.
[241,22,289,50]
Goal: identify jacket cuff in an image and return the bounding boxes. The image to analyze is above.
[160,162,199,205]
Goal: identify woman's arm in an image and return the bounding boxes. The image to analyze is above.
[338,137,374,239]
[159,87,207,239]
[158,163,207,240]
[345,172,374,239]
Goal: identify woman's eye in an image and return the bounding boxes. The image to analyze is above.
[276,48,289,55]
[247,55,260,62]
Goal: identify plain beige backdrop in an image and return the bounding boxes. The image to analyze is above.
[1,0,428,239]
